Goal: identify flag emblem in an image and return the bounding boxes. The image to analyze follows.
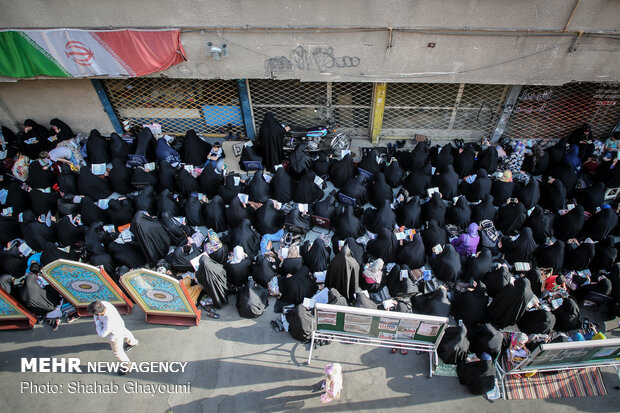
[64,40,95,66]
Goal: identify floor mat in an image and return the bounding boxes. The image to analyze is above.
[120,268,200,326]
[41,259,131,315]
[504,367,607,399]
[433,360,458,377]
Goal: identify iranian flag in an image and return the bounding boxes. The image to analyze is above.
[0,28,187,78]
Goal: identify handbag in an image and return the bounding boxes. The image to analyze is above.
[423,277,440,294]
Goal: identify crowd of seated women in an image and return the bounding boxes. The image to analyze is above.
[0,115,618,395]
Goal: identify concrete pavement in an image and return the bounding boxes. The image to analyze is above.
[1,300,619,413]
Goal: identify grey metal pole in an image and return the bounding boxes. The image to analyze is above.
[490,85,523,144]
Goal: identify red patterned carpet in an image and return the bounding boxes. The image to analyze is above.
[504,367,607,399]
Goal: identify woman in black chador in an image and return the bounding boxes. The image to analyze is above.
[422,192,446,226]
[421,219,449,253]
[328,153,355,188]
[432,165,459,200]
[270,167,294,203]
[367,228,399,263]
[486,277,534,328]
[130,211,171,265]
[86,129,110,164]
[501,227,537,265]
[397,232,426,270]
[203,195,228,233]
[369,172,393,208]
[471,194,496,223]
[460,169,491,203]
[257,112,285,172]
[246,170,271,203]
[301,238,331,273]
[340,174,368,206]
[430,244,462,283]
[403,163,432,197]
[325,245,360,301]
[195,254,228,309]
[181,129,210,166]
[553,205,585,241]
[396,195,422,229]
[364,199,397,234]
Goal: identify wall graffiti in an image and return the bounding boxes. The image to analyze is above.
[265,46,360,76]
[264,56,293,74]
[310,46,360,70]
[290,46,312,70]
[513,89,553,114]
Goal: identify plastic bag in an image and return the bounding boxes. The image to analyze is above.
[268,276,280,296]
[12,155,29,181]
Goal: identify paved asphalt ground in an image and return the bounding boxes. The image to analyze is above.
[1,301,619,413]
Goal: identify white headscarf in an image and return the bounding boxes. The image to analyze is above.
[229,245,247,264]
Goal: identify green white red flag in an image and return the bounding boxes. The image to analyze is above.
[0,29,187,78]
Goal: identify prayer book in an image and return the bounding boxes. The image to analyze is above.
[91,163,107,175]
[190,252,208,271]
[302,297,315,309]
[427,187,439,197]
[514,262,531,272]
[19,243,33,256]
[313,288,329,304]
[314,271,327,283]
[464,174,477,184]
[97,199,110,210]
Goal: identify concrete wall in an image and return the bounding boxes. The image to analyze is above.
[2,0,618,32]
[0,80,115,134]
[0,0,619,85]
[161,30,618,85]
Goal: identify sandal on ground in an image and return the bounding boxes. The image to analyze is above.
[275,319,285,331]
[204,307,220,319]
[271,320,284,332]
[46,318,60,331]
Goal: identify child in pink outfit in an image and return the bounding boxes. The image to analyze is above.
[320,363,343,403]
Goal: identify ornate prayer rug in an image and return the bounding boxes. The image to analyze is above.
[0,288,37,329]
[120,269,200,326]
[41,259,132,316]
